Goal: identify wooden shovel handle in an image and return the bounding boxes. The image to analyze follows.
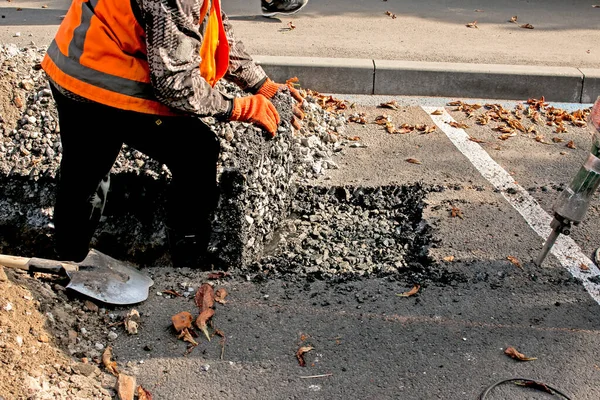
[0,254,77,275]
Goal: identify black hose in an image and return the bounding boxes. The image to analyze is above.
[479,378,572,400]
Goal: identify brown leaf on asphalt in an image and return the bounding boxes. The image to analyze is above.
[466,20,478,28]
[504,346,537,361]
[507,256,522,269]
[423,125,436,133]
[162,289,182,297]
[171,311,193,332]
[137,386,153,400]
[287,21,296,30]
[534,134,550,144]
[348,113,367,124]
[499,132,517,140]
[580,263,590,272]
[346,135,361,141]
[469,137,486,143]
[509,15,518,23]
[207,271,231,280]
[520,23,534,29]
[396,284,421,297]
[196,308,215,341]
[375,115,391,125]
[406,158,422,165]
[215,288,228,304]
[379,100,400,110]
[476,114,490,125]
[102,346,119,376]
[527,125,537,133]
[552,137,564,143]
[178,328,198,346]
[296,346,314,367]
[195,283,215,312]
[443,256,455,262]
[385,122,396,133]
[556,124,567,133]
[430,109,444,115]
[566,140,576,149]
[450,206,464,219]
[507,119,526,132]
[449,121,469,129]
[385,10,397,19]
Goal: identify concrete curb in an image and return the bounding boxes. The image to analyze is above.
[254,55,599,103]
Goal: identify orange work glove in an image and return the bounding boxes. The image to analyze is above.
[230,94,280,137]
[258,78,305,131]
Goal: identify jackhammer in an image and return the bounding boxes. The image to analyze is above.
[535,97,600,266]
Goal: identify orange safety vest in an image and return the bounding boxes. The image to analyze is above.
[42,0,230,116]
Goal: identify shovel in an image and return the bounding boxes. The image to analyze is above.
[0,249,154,305]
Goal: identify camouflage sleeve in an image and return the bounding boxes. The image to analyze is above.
[221,11,268,92]
[140,0,232,117]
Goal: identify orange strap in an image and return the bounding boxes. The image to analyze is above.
[199,0,230,87]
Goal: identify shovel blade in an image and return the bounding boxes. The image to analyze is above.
[66,249,154,305]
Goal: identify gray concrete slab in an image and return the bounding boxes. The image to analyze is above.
[254,55,374,95]
[374,60,585,102]
[580,68,600,104]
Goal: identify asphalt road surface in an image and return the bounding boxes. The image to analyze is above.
[0,0,599,67]
[107,95,600,399]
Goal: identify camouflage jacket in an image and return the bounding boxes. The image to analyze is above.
[52,0,267,118]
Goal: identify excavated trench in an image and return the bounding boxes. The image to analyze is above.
[0,175,438,285]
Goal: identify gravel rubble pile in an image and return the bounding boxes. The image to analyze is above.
[251,184,434,283]
[0,44,352,265]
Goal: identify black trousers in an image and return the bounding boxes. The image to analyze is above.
[51,86,220,262]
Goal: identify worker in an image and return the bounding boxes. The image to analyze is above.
[261,0,309,17]
[42,0,304,268]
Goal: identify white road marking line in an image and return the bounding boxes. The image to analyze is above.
[423,106,600,305]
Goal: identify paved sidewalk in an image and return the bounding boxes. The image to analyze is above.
[1,0,599,101]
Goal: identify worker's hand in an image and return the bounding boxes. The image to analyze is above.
[258,78,305,130]
[230,94,280,137]
[258,78,304,103]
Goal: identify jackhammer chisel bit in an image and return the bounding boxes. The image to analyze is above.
[535,97,600,266]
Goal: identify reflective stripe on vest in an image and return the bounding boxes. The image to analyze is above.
[42,0,179,115]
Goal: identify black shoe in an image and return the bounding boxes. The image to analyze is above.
[261,0,309,17]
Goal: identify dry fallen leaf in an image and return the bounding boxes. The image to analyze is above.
[430,109,444,115]
[385,10,397,19]
[137,386,153,400]
[296,346,314,367]
[195,283,215,312]
[450,206,464,219]
[566,140,576,149]
[380,100,400,110]
[443,255,455,262]
[178,328,198,346]
[102,346,119,376]
[124,309,140,335]
[406,158,422,165]
[469,137,486,143]
[449,121,469,129]
[375,115,391,125]
[520,23,534,29]
[207,271,231,280]
[171,311,193,332]
[507,256,522,269]
[397,284,420,297]
[580,263,590,272]
[505,346,537,361]
[552,137,564,143]
[215,288,228,304]
[162,289,182,297]
[288,21,296,30]
[196,308,215,341]
[466,20,478,28]
[509,15,518,23]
